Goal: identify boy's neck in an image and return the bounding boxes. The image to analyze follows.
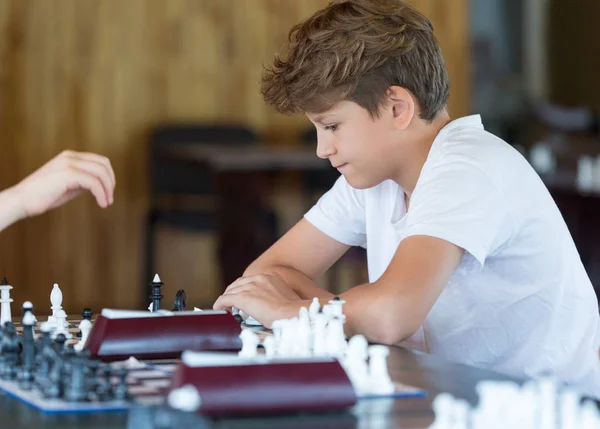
[392,109,451,197]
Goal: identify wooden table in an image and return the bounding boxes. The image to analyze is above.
[157,143,331,292]
[0,345,524,429]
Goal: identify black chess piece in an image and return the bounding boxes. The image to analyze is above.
[1,276,8,286]
[96,364,114,401]
[149,275,164,312]
[18,303,36,390]
[54,333,67,355]
[1,323,21,380]
[34,326,54,391]
[113,367,130,401]
[64,354,89,402]
[43,353,65,399]
[172,289,187,312]
[233,314,243,323]
[81,308,93,321]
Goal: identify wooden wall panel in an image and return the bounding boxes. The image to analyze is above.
[0,0,469,315]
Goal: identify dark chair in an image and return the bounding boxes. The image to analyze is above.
[299,128,368,293]
[145,124,259,290]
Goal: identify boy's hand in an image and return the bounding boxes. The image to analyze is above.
[213,273,302,328]
[12,150,115,220]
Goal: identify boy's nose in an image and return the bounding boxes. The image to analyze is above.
[316,138,336,159]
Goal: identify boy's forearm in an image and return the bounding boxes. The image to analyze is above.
[243,264,334,301]
[0,187,26,233]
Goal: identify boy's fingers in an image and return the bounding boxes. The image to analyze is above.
[224,276,262,294]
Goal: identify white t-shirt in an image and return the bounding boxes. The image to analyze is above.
[304,114,600,398]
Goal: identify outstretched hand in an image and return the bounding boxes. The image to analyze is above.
[11,150,115,219]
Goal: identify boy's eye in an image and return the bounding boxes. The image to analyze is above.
[324,124,338,131]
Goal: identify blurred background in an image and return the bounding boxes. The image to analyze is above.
[0,0,598,315]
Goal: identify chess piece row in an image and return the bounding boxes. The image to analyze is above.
[147,274,187,313]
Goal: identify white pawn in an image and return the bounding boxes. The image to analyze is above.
[312,313,328,356]
[328,297,346,319]
[429,393,456,429]
[308,298,320,321]
[296,315,312,357]
[559,389,581,429]
[47,283,63,325]
[262,336,276,359]
[325,316,347,357]
[74,319,93,352]
[167,384,202,413]
[0,277,13,326]
[366,345,394,395]
[343,335,369,395]
[238,329,259,358]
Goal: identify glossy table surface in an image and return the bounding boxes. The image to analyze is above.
[0,345,523,429]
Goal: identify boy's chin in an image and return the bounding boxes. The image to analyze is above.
[344,174,382,190]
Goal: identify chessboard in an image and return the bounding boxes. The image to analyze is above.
[12,317,83,347]
[0,357,175,413]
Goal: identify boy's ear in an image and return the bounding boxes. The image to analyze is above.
[386,86,415,130]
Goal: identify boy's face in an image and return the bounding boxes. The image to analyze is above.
[307,100,401,189]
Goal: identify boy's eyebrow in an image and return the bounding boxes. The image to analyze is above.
[311,113,334,123]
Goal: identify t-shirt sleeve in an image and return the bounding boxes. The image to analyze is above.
[402,152,514,267]
[304,176,367,247]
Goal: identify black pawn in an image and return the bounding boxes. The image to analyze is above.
[173,289,187,312]
[96,364,114,401]
[0,323,20,380]
[113,367,130,401]
[54,333,67,355]
[233,314,243,323]
[18,304,36,390]
[64,354,89,402]
[81,308,93,321]
[149,274,163,312]
[1,277,8,286]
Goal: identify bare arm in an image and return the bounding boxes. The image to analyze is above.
[242,218,351,300]
[340,235,463,344]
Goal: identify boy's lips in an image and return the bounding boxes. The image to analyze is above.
[333,163,348,169]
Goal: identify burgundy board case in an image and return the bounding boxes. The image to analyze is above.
[169,358,357,416]
[86,313,242,361]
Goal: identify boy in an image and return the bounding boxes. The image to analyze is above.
[213,0,600,397]
[0,150,115,233]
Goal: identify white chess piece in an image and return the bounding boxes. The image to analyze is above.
[325,316,347,357]
[343,335,369,395]
[47,283,63,325]
[538,378,557,429]
[0,279,13,326]
[296,316,312,357]
[74,319,93,352]
[262,336,276,359]
[429,393,456,429]
[312,313,328,356]
[366,345,394,395]
[328,297,346,320]
[238,329,259,358]
[51,309,71,338]
[559,390,581,429]
[167,384,202,413]
[308,297,320,321]
[271,320,283,352]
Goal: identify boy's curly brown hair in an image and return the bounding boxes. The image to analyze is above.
[261,0,450,121]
